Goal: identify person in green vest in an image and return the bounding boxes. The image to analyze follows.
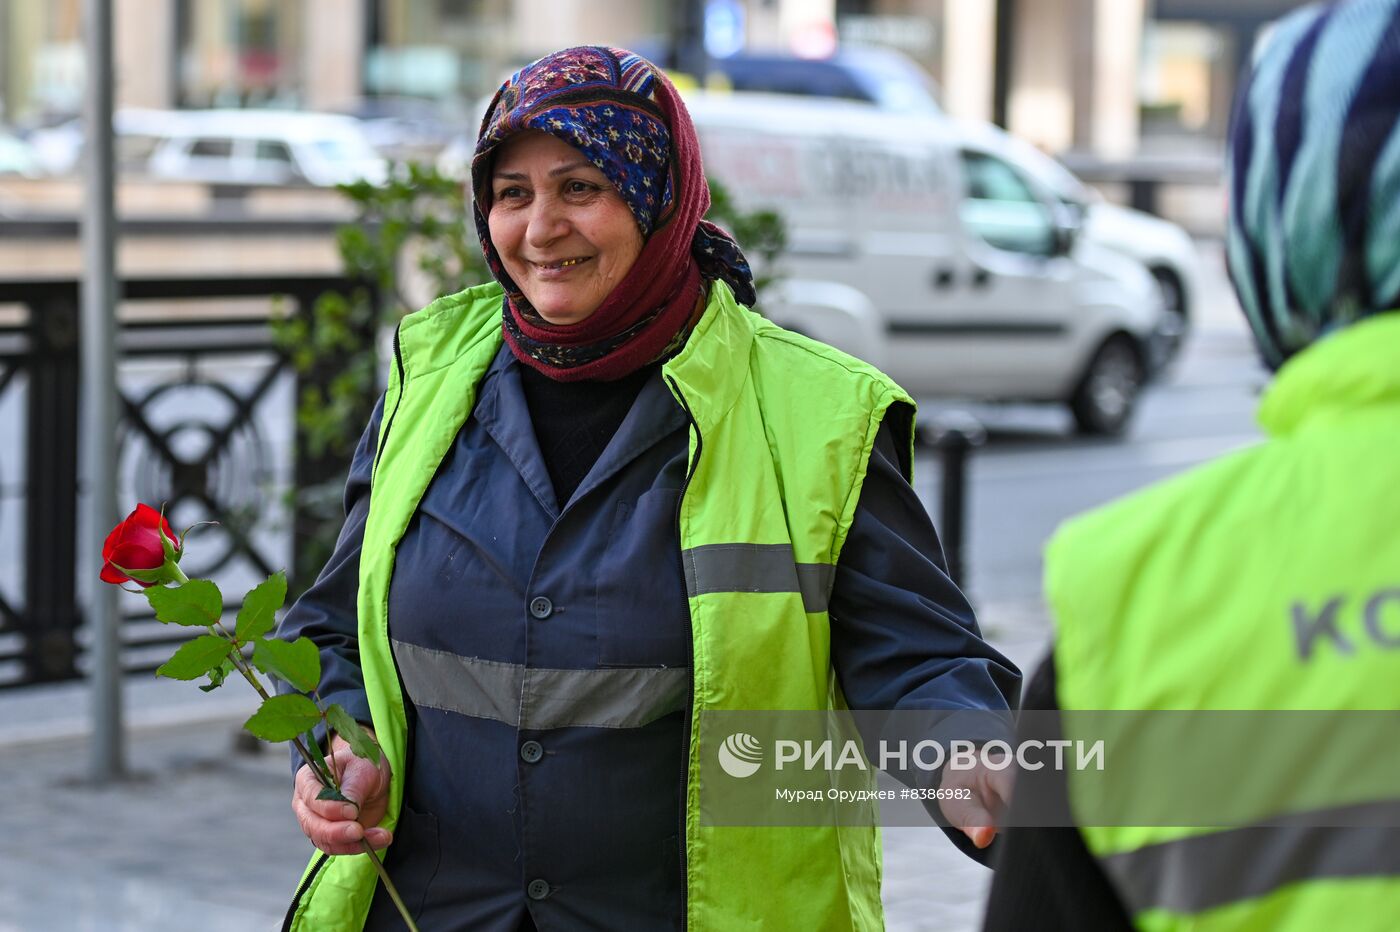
[277,46,1019,930]
[984,1,1400,929]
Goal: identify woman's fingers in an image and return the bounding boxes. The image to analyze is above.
[295,762,348,817]
[292,759,393,855]
[337,755,389,811]
[938,791,998,848]
[937,762,1013,849]
[292,783,395,854]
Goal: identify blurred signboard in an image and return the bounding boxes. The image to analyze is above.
[838,15,938,56]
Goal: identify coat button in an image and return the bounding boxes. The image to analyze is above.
[527,878,550,900]
[520,740,543,764]
[529,596,553,619]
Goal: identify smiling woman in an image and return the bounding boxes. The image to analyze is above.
[468,46,755,382]
[276,44,1018,932]
[486,132,644,325]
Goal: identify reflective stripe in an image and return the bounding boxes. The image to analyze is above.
[391,639,688,730]
[1101,800,1400,916]
[682,543,834,613]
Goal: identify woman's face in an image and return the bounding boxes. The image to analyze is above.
[487,131,644,325]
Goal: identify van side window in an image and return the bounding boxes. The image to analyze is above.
[959,150,1056,257]
[188,138,234,159]
[255,140,294,163]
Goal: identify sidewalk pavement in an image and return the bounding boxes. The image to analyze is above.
[0,599,1049,932]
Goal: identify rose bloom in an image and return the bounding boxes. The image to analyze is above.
[100,503,179,588]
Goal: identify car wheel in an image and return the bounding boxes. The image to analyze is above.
[1070,336,1144,436]
[1150,266,1188,361]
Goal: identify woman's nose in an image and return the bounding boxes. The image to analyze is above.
[525,197,570,248]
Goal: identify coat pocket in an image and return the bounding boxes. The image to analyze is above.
[594,489,692,669]
[365,805,440,926]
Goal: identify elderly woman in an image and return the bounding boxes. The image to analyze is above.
[279,46,1018,931]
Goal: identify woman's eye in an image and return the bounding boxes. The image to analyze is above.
[496,186,525,201]
[566,180,598,195]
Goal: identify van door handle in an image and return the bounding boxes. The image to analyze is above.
[970,267,993,289]
[932,267,955,289]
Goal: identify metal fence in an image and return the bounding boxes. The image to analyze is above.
[0,273,363,688]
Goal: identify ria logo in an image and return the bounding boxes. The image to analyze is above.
[718,732,763,778]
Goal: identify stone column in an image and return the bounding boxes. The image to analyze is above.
[1068,0,1096,151]
[303,0,364,111]
[746,0,784,50]
[1005,0,1142,156]
[942,0,996,122]
[4,0,44,121]
[115,0,174,109]
[1007,0,1075,152]
[1090,0,1144,157]
[510,0,659,59]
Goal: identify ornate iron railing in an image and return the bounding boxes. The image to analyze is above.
[0,274,364,687]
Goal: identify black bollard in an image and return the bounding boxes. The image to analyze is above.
[926,412,986,589]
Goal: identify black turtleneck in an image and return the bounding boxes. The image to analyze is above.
[517,362,658,506]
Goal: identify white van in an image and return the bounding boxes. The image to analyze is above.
[961,120,1203,357]
[683,91,1168,434]
[147,110,388,187]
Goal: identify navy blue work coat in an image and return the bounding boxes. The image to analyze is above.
[279,344,1020,931]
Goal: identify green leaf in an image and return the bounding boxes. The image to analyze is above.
[198,656,237,692]
[244,694,322,743]
[326,703,381,765]
[157,509,180,563]
[156,634,234,681]
[317,785,350,803]
[251,637,321,694]
[303,729,333,786]
[114,564,166,585]
[146,578,222,627]
[235,571,288,642]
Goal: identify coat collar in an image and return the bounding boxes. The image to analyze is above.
[473,344,686,518]
[661,280,755,436]
[1257,311,1400,437]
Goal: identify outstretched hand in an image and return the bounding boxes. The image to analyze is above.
[292,734,393,855]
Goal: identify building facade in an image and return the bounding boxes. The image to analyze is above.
[1,0,1312,157]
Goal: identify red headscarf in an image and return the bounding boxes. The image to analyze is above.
[472,46,754,382]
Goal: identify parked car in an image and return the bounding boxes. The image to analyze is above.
[682,91,1167,434]
[21,108,172,176]
[0,131,41,177]
[967,122,1203,358]
[146,110,388,187]
[640,44,943,114]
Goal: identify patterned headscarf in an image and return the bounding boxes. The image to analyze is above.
[472,46,755,381]
[1226,0,1400,369]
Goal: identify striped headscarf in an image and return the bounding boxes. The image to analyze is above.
[472,46,755,382]
[1227,0,1400,369]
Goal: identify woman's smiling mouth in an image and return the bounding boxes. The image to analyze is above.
[533,257,592,271]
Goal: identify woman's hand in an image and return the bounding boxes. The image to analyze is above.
[938,761,1013,849]
[292,734,394,855]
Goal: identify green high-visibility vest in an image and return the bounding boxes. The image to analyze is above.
[286,280,913,930]
[1047,312,1400,931]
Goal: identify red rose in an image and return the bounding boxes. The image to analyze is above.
[101,504,180,588]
